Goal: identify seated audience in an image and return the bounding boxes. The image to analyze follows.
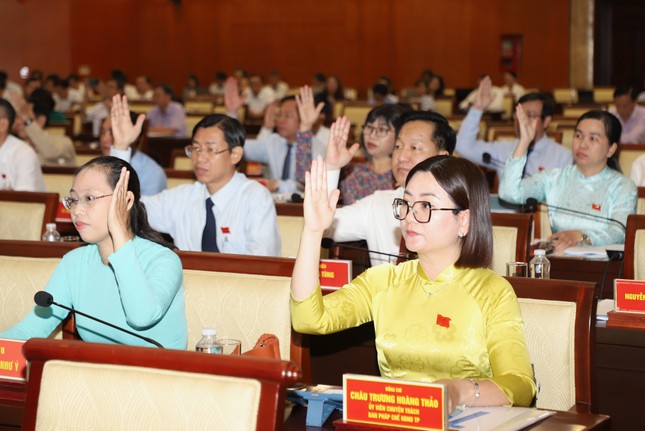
[323,110,457,265]
[311,72,326,95]
[609,86,645,143]
[410,79,436,111]
[499,108,636,249]
[111,95,280,255]
[268,71,289,100]
[208,71,228,97]
[291,154,536,411]
[10,88,77,166]
[244,73,276,119]
[182,74,208,100]
[322,74,345,105]
[147,84,187,137]
[226,81,326,194]
[0,98,45,191]
[67,73,86,101]
[456,76,572,178]
[126,75,153,101]
[52,78,82,112]
[459,74,505,113]
[0,156,187,349]
[100,99,166,195]
[83,77,123,137]
[428,74,445,98]
[0,70,24,99]
[502,71,526,102]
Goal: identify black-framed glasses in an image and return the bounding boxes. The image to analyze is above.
[62,194,113,211]
[392,198,461,223]
[362,124,392,138]
[185,145,230,158]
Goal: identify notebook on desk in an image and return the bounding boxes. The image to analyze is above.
[449,406,554,431]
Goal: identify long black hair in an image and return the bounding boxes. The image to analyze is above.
[78,156,175,250]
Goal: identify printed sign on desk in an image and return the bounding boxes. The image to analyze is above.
[0,339,27,381]
[343,374,447,430]
[55,201,72,223]
[615,279,645,313]
[319,259,352,290]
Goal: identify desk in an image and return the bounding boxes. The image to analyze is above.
[549,255,622,299]
[594,323,645,431]
[284,405,611,430]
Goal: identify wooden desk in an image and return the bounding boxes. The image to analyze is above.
[594,323,645,431]
[548,255,623,299]
[284,405,611,430]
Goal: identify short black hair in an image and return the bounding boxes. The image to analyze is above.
[613,85,638,101]
[517,92,555,119]
[192,114,246,149]
[28,88,56,120]
[396,110,456,155]
[156,84,174,97]
[577,110,622,171]
[0,98,16,129]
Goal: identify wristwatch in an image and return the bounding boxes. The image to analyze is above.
[580,233,592,246]
[23,117,34,127]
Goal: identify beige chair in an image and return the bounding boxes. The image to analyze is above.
[617,143,645,179]
[75,153,99,166]
[593,87,615,104]
[185,114,204,136]
[432,96,454,117]
[184,99,214,114]
[21,338,301,431]
[164,169,196,189]
[42,166,77,199]
[490,213,533,275]
[0,255,64,339]
[340,103,373,141]
[0,191,59,241]
[214,105,245,124]
[533,203,552,239]
[553,88,578,105]
[509,277,596,413]
[277,215,304,258]
[128,102,156,114]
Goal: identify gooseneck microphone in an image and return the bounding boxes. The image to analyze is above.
[482,153,505,170]
[34,291,164,348]
[290,193,304,204]
[524,198,627,231]
[321,238,406,261]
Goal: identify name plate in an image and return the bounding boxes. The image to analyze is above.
[615,279,645,313]
[320,259,352,290]
[0,339,27,381]
[343,374,447,430]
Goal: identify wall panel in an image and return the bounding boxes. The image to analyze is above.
[0,0,570,96]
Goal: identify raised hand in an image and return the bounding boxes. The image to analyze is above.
[263,102,277,130]
[473,76,494,111]
[514,103,538,157]
[110,95,145,150]
[224,77,246,113]
[107,167,135,252]
[303,156,340,234]
[296,85,324,132]
[324,116,359,170]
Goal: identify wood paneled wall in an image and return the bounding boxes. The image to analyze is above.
[0,0,570,96]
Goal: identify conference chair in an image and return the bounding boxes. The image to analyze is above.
[184,99,214,114]
[593,87,615,104]
[169,148,193,170]
[340,102,373,141]
[553,88,578,105]
[508,277,596,413]
[490,213,533,275]
[433,96,455,117]
[623,214,645,279]
[617,143,645,179]
[41,166,76,199]
[638,188,645,215]
[533,203,552,239]
[21,338,301,431]
[0,190,59,241]
[164,168,196,189]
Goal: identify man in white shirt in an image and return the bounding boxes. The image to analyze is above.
[268,71,289,100]
[244,74,276,119]
[324,110,457,265]
[0,98,45,191]
[109,95,280,255]
[610,86,645,144]
[459,74,505,113]
[502,71,526,103]
[53,78,82,112]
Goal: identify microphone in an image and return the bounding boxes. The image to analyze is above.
[482,152,505,170]
[525,198,627,231]
[291,193,304,203]
[34,291,164,348]
[321,238,406,261]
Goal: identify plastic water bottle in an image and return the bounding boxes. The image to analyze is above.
[530,249,551,279]
[41,223,61,242]
[195,328,222,354]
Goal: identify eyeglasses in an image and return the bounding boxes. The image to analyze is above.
[62,194,113,211]
[184,145,230,158]
[392,198,461,223]
[362,124,392,138]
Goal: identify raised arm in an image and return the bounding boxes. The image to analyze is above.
[110,95,145,151]
[295,86,325,185]
[291,156,340,301]
[224,77,246,117]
